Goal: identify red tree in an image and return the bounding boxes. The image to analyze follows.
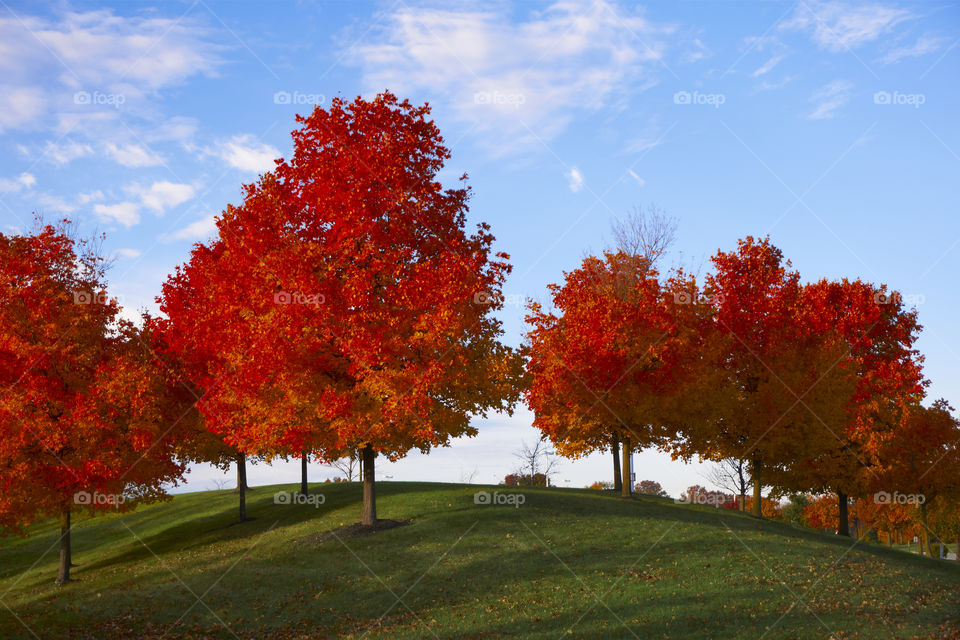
[0,222,186,583]
[160,93,522,525]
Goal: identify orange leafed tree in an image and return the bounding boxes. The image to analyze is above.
[874,400,960,556]
[0,222,187,584]
[675,237,853,518]
[160,93,523,525]
[525,252,708,498]
[769,279,925,535]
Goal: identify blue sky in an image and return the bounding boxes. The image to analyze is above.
[1,0,958,495]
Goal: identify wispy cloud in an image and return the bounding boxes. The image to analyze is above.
[566,167,584,193]
[879,34,951,64]
[348,1,675,155]
[807,79,854,119]
[781,0,913,52]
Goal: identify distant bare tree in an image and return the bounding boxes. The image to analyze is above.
[210,478,231,492]
[513,439,560,486]
[705,459,752,511]
[610,204,677,265]
[460,467,479,484]
[326,452,359,481]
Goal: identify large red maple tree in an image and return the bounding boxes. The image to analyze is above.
[160,93,523,525]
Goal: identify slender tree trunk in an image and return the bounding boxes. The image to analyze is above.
[300,452,308,496]
[750,459,762,518]
[611,435,622,492]
[55,508,71,585]
[361,444,377,525]
[837,492,850,537]
[620,436,632,498]
[738,463,747,512]
[920,502,933,557]
[237,453,248,522]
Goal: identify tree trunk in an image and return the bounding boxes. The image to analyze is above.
[955,535,959,561]
[920,501,933,557]
[837,492,850,537]
[750,459,762,518]
[55,508,71,585]
[611,435,622,492]
[300,452,309,496]
[620,436,632,498]
[738,463,747,512]
[361,444,377,525]
[237,453,248,522]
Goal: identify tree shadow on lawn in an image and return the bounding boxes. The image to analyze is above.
[6,487,960,640]
[6,484,959,633]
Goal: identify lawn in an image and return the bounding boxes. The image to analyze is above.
[1,482,958,639]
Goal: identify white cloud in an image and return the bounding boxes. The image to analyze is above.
[207,135,280,173]
[93,201,140,227]
[36,193,77,213]
[43,140,93,165]
[78,190,104,204]
[348,1,674,154]
[879,34,950,64]
[128,181,195,213]
[105,142,163,167]
[112,248,141,259]
[0,86,46,131]
[168,214,218,241]
[566,167,584,193]
[752,54,786,77]
[0,172,36,193]
[627,169,645,186]
[780,1,913,52]
[807,79,853,120]
[0,9,223,130]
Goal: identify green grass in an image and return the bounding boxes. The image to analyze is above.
[1,482,958,639]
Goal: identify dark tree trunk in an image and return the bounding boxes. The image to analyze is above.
[237,453,248,522]
[55,508,71,585]
[750,459,762,518]
[300,452,309,496]
[361,444,377,525]
[611,435,622,492]
[837,492,850,537]
[620,436,632,498]
[738,462,747,512]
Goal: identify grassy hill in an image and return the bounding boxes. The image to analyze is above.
[1,482,958,639]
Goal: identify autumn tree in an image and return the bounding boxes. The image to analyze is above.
[874,400,960,556]
[525,251,709,499]
[675,237,854,518]
[160,93,523,526]
[770,279,925,535]
[634,480,668,497]
[0,222,186,583]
